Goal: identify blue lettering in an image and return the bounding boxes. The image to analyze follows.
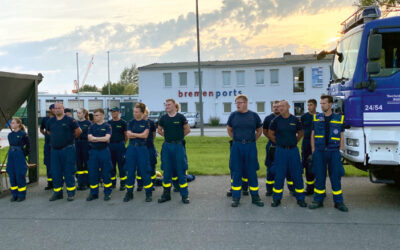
[233,89,237,96]
[223,91,227,96]
[238,90,242,94]
[216,91,221,98]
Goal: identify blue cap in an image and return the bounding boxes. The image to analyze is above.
[111,107,120,112]
[49,104,55,109]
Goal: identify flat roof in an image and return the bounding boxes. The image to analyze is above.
[139,53,334,71]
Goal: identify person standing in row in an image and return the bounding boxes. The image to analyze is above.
[40,104,54,190]
[227,94,264,208]
[123,103,153,202]
[309,95,348,212]
[87,108,113,201]
[47,102,82,201]
[269,100,306,208]
[108,107,127,190]
[157,98,191,204]
[144,108,157,184]
[300,99,317,195]
[75,108,91,190]
[7,118,30,202]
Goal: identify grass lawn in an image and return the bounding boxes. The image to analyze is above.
[0,137,368,177]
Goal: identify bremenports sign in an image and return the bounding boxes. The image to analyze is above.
[178,89,243,99]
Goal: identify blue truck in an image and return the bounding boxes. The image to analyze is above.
[319,6,400,184]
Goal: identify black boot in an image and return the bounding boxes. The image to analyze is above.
[104,194,111,201]
[271,199,281,207]
[308,201,323,209]
[158,188,171,203]
[181,195,190,204]
[231,198,240,207]
[251,195,264,207]
[44,181,53,190]
[145,191,152,202]
[334,202,349,212]
[123,191,133,202]
[10,196,17,202]
[297,200,307,207]
[77,185,87,191]
[67,195,75,202]
[49,193,63,201]
[86,194,99,201]
[120,181,126,191]
[226,189,233,197]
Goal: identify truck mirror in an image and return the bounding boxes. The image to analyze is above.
[368,34,382,60]
[367,62,381,74]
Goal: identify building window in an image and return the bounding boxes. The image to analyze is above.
[164,73,172,87]
[236,70,245,86]
[293,101,305,116]
[293,67,304,93]
[195,102,201,112]
[222,71,231,86]
[270,69,279,85]
[180,102,188,112]
[223,102,231,113]
[179,72,187,87]
[255,70,264,85]
[195,71,203,87]
[256,102,265,113]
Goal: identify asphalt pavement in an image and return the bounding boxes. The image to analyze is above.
[0,176,399,250]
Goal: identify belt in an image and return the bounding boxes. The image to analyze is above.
[234,139,255,144]
[52,144,74,150]
[130,142,147,147]
[165,140,183,144]
[278,145,296,149]
[9,146,23,151]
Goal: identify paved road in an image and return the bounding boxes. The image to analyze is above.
[0,176,399,249]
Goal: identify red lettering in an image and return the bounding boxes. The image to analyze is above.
[208,91,214,97]
[179,90,183,97]
[203,91,207,97]
[194,91,199,97]
[188,92,192,97]
[184,92,187,97]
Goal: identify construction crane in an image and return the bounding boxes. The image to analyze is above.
[72,55,94,93]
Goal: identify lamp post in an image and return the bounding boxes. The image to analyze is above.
[196,0,204,136]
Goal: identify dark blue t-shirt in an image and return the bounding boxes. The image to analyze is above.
[263,113,279,145]
[108,119,127,143]
[46,115,79,149]
[8,130,30,151]
[158,113,188,142]
[269,115,302,147]
[128,119,149,144]
[300,112,314,140]
[227,110,262,142]
[78,120,91,140]
[146,119,156,143]
[40,116,51,145]
[88,122,112,150]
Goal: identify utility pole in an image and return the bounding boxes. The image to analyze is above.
[196,0,204,136]
[107,51,111,96]
[76,52,80,98]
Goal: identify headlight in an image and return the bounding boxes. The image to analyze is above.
[346,138,359,147]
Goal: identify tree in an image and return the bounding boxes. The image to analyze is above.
[120,64,139,86]
[123,83,138,95]
[79,84,99,92]
[356,0,400,8]
[101,83,126,95]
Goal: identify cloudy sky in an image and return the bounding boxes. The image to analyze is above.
[0,0,356,93]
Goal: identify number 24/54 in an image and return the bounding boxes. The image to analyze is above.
[364,105,383,111]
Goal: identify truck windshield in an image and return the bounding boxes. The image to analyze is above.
[332,31,362,81]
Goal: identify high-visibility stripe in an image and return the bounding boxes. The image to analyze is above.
[273,187,283,193]
[179,183,188,188]
[331,137,341,141]
[314,188,326,194]
[266,180,275,185]
[249,186,259,191]
[151,175,157,180]
[90,184,99,189]
[332,189,343,195]
[120,176,127,181]
[76,171,85,175]
[172,177,178,181]
[330,115,344,124]
[104,183,112,188]
[231,186,241,191]
[137,176,142,180]
[230,179,233,183]
[313,114,320,121]
[10,186,18,190]
[126,185,134,189]
[18,186,27,192]
[110,176,116,181]
[306,180,315,185]
[242,178,248,182]
[47,178,53,182]
[53,187,62,192]
[295,188,304,193]
[83,171,89,174]
[144,182,154,189]
[66,186,76,191]
[287,181,294,185]
[163,182,172,188]
[314,135,324,138]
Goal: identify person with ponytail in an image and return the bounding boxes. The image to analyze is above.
[7,118,30,202]
[75,108,91,190]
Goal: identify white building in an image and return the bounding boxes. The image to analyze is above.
[139,53,333,123]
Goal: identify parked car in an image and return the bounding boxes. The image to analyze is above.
[149,111,166,125]
[183,112,200,128]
